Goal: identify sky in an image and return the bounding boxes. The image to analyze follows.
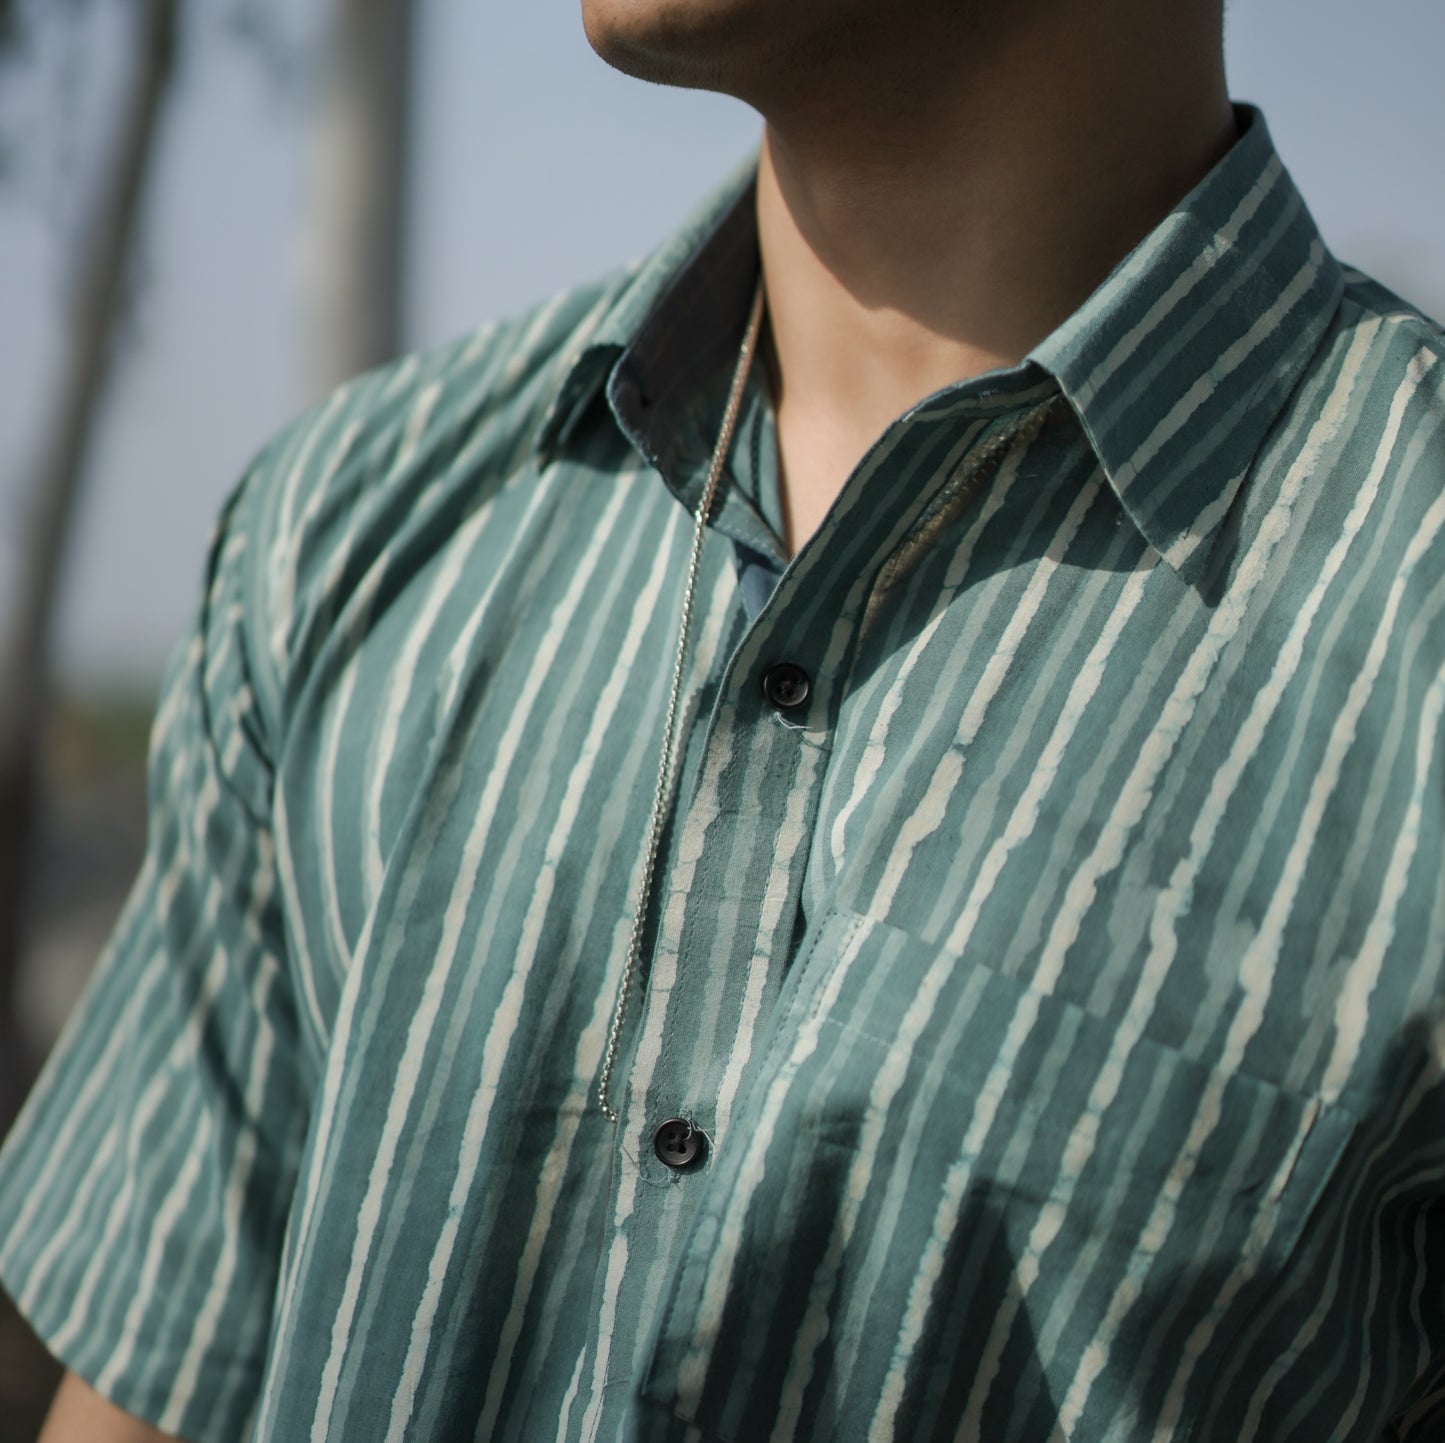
[0,0,1442,689]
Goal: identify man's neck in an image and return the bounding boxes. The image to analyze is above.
[753,1,1236,555]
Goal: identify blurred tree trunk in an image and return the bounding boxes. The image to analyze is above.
[303,0,415,398]
[0,0,180,1134]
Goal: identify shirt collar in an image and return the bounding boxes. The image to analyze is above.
[534,153,760,468]
[536,105,1344,586]
[1028,104,1344,581]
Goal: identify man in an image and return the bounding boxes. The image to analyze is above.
[8,0,1445,1438]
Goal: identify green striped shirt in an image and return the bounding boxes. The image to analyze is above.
[3,104,1445,1442]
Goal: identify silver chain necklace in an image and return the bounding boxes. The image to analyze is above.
[597,276,768,1124]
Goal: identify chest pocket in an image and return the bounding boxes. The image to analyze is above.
[638,907,1355,1443]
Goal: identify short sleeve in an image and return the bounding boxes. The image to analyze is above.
[0,467,310,1441]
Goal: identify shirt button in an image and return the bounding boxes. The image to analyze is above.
[762,662,811,711]
[653,1117,703,1169]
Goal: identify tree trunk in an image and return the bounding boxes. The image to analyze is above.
[302,0,415,399]
[0,0,180,1135]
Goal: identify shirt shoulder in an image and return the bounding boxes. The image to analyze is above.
[1239,262,1445,668]
[226,265,637,744]
[1329,264,1445,416]
[1273,262,1445,500]
[1338,264,1445,344]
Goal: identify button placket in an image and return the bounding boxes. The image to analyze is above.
[624,618,830,1191]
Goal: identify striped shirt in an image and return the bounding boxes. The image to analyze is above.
[3,103,1445,1442]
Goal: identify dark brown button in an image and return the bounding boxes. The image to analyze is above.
[762,662,811,711]
[653,1117,703,1169]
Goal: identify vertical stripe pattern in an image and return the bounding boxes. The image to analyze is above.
[2,105,1444,1443]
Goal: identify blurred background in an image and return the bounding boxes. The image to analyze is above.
[0,0,1442,1429]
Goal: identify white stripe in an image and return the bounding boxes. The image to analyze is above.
[94,1112,212,1394]
[0,861,159,1260]
[874,466,1100,921]
[44,949,230,1355]
[1111,365,1439,1429]
[830,543,1148,1431]
[767,935,993,1442]
[15,715,228,1311]
[360,382,453,895]
[1074,156,1286,409]
[673,916,875,1411]
[1111,238,1327,499]
[462,570,737,1435]
[308,477,642,1441]
[269,405,357,677]
[871,314,1381,1438]
[868,980,1051,1436]
[1050,347,1435,1436]
[826,420,1005,872]
[994,332,1388,1417]
[933,501,1146,949]
[390,486,680,1440]
[160,860,282,1428]
[1228,1017,1445,1443]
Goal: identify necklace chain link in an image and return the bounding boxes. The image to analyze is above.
[597,277,768,1124]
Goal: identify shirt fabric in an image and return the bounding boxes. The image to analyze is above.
[3,105,1445,1443]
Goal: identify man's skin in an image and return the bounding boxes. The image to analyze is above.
[587,0,1234,553]
[37,0,1233,1435]
[39,1370,170,1441]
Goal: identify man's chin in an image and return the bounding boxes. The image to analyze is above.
[580,0,763,93]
